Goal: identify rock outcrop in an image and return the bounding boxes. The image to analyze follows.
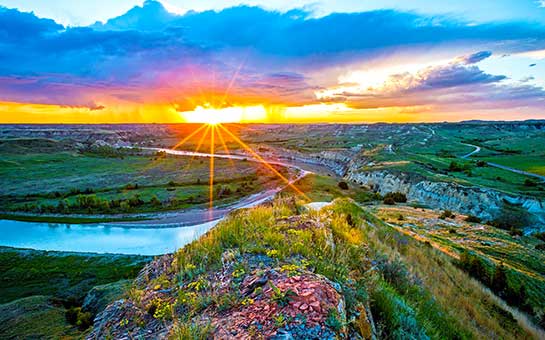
[83,280,131,316]
[346,170,545,224]
[88,251,355,339]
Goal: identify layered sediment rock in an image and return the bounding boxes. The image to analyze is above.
[346,170,545,224]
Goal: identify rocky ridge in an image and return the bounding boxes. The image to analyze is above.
[346,170,545,225]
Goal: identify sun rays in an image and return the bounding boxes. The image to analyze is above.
[164,57,307,213]
[165,121,308,214]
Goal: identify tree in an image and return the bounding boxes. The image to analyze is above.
[465,215,481,223]
[448,161,464,172]
[338,181,349,190]
[383,192,407,203]
[383,197,396,205]
[491,263,507,294]
[120,201,131,212]
[150,195,162,207]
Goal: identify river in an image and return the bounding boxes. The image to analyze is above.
[0,148,309,255]
[0,219,219,255]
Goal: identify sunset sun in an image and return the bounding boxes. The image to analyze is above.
[182,104,267,124]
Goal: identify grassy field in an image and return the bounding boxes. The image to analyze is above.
[0,138,287,216]
[281,173,380,203]
[375,205,545,323]
[0,246,150,339]
[247,123,545,197]
[0,247,150,304]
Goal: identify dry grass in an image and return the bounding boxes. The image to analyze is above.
[363,205,540,339]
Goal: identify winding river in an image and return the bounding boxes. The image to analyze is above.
[0,148,309,255]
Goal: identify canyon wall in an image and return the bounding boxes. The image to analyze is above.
[346,170,545,225]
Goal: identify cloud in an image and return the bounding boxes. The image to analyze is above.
[456,51,492,64]
[0,1,545,118]
[318,53,544,112]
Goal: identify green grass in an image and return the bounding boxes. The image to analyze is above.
[0,295,81,339]
[280,173,379,203]
[116,197,533,338]
[483,155,545,176]
[376,205,545,322]
[0,148,286,214]
[0,213,147,224]
[0,247,150,304]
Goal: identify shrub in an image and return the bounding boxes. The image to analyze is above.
[458,251,490,283]
[533,232,545,242]
[509,228,522,237]
[338,181,349,190]
[383,197,396,205]
[491,263,508,293]
[383,192,407,203]
[66,307,93,330]
[375,255,410,292]
[128,194,144,207]
[439,210,455,219]
[465,215,481,223]
[325,309,343,332]
[270,282,297,307]
[448,161,464,172]
[150,195,162,207]
[489,204,532,230]
[524,179,537,187]
[536,244,545,251]
[476,160,487,167]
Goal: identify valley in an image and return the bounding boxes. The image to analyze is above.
[1,121,544,339]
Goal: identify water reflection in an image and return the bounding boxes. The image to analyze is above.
[0,219,219,255]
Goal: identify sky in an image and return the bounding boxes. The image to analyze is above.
[0,0,544,123]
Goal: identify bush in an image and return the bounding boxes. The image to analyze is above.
[150,195,162,207]
[375,255,410,292]
[509,228,523,237]
[439,210,455,219]
[536,244,545,251]
[448,161,464,172]
[524,179,537,187]
[491,263,508,293]
[489,204,532,230]
[476,160,487,167]
[383,197,396,205]
[465,215,481,223]
[383,192,407,203]
[337,181,349,190]
[458,251,490,283]
[532,232,545,242]
[66,307,93,330]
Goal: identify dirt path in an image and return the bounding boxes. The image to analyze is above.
[460,143,545,181]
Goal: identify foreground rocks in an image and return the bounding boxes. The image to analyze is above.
[88,253,352,339]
